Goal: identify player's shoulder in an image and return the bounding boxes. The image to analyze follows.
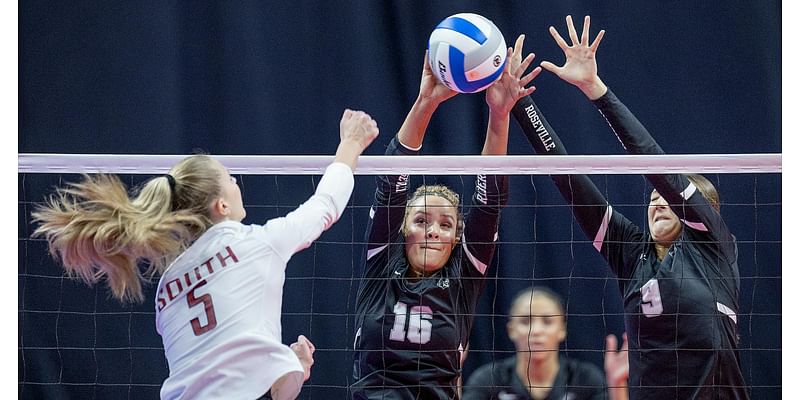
[468,356,515,384]
[562,356,605,385]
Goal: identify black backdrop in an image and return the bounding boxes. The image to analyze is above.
[20,1,781,399]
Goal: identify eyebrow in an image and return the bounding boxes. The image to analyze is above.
[413,210,456,222]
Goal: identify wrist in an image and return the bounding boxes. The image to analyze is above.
[415,94,444,109]
[488,102,513,116]
[338,137,366,153]
[488,107,512,122]
[578,77,608,100]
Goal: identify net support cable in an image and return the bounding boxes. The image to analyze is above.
[19,153,781,175]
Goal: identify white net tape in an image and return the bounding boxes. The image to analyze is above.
[18,153,781,175]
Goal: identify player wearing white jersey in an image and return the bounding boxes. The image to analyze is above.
[155,160,353,399]
[32,109,380,400]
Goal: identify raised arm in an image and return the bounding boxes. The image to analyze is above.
[483,34,539,156]
[265,109,378,260]
[543,15,733,254]
[365,53,458,254]
[511,93,644,277]
[397,51,458,149]
[460,35,540,274]
[508,29,647,277]
[335,109,381,171]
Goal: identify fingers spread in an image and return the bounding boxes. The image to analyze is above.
[581,15,590,45]
[539,61,559,75]
[515,53,536,77]
[520,66,541,86]
[513,34,525,55]
[590,29,606,52]
[566,15,580,45]
[549,26,569,51]
[505,47,514,72]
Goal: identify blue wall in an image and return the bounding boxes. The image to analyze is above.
[20,1,781,399]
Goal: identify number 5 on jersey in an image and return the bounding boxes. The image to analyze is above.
[389,301,433,344]
[188,280,217,335]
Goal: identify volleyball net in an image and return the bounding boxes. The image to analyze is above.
[18,153,782,399]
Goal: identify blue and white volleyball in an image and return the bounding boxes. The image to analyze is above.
[428,13,507,93]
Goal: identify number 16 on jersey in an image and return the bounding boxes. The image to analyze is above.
[389,301,433,344]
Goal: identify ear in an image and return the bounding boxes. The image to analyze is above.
[506,320,516,341]
[210,197,229,221]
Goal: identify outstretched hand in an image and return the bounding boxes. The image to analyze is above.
[290,335,316,382]
[418,50,458,105]
[486,34,541,114]
[541,15,608,100]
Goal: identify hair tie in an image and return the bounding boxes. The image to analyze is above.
[164,174,177,192]
[164,174,177,211]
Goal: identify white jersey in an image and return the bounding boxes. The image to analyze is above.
[155,162,354,400]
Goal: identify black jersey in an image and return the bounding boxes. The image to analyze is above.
[462,356,606,400]
[350,136,508,400]
[511,91,749,400]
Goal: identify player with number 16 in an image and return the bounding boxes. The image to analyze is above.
[350,33,539,399]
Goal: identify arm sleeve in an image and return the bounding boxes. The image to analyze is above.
[461,173,508,276]
[511,95,644,278]
[585,365,609,400]
[363,136,418,264]
[461,364,494,400]
[263,162,354,262]
[592,89,735,261]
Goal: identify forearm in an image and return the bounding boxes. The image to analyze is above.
[396,96,441,149]
[461,173,508,276]
[368,136,416,245]
[374,136,418,205]
[333,138,366,171]
[310,162,355,228]
[511,95,564,155]
[275,163,354,256]
[482,109,510,155]
[592,89,663,156]
[511,95,611,240]
[592,89,704,222]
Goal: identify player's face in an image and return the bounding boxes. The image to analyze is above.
[507,294,566,362]
[404,195,458,276]
[648,190,681,244]
[215,161,246,222]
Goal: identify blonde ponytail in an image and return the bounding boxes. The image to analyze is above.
[32,155,222,303]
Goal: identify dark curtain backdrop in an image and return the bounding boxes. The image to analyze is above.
[20,1,781,399]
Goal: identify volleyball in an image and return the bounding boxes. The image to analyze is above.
[428,13,507,93]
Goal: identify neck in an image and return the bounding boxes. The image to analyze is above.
[654,242,671,261]
[406,265,425,281]
[517,352,559,385]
